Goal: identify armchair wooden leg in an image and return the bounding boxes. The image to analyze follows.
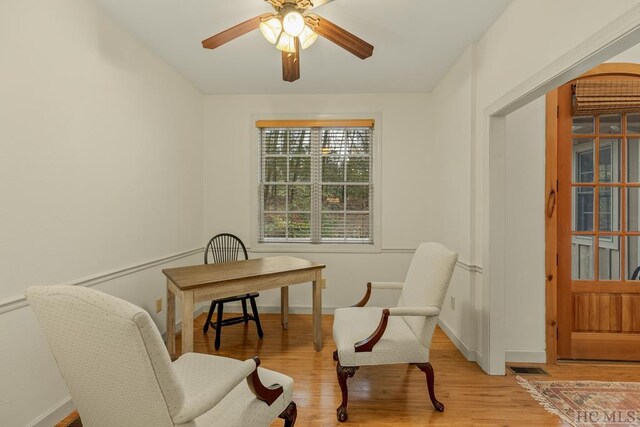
[336,362,359,422]
[332,350,338,361]
[278,401,297,427]
[416,362,444,412]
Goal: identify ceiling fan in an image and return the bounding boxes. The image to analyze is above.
[201,0,374,82]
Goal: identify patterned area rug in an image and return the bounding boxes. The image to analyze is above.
[518,376,640,426]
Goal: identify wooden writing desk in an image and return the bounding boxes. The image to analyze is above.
[163,256,325,356]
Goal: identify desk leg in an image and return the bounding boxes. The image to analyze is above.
[181,291,194,354]
[167,280,175,357]
[312,270,323,351]
[280,286,289,330]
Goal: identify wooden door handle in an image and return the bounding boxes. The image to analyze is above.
[546,189,556,218]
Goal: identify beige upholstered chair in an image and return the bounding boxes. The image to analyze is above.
[26,285,297,427]
[332,242,457,422]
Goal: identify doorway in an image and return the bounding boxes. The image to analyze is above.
[547,63,640,361]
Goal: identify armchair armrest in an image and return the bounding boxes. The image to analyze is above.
[352,282,405,307]
[371,282,404,289]
[246,356,284,406]
[353,306,441,353]
[354,309,390,352]
[388,306,440,317]
[172,356,283,424]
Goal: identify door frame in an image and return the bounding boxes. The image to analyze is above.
[544,63,640,363]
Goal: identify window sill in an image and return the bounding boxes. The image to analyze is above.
[248,242,382,254]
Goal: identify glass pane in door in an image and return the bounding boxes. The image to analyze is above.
[599,139,621,182]
[600,114,622,134]
[573,139,595,182]
[599,187,620,231]
[572,235,594,280]
[627,236,640,280]
[599,236,620,280]
[573,187,594,231]
[627,188,640,231]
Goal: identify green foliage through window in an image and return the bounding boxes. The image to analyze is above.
[259,125,373,243]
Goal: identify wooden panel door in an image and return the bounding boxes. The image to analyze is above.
[557,79,640,361]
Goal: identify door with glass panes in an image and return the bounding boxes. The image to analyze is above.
[557,74,640,361]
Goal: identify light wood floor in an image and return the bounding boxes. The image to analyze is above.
[59,312,640,426]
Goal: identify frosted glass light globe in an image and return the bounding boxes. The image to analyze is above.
[282,11,305,37]
[259,17,282,44]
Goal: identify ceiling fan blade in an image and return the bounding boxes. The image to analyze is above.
[313,16,373,60]
[202,14,271,50]
[310,0,335,9]
[282,38,301,82]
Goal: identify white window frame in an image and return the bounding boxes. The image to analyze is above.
[250,114,382,253]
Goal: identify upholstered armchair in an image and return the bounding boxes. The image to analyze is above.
[332,242,457,422]
[26,285,297,427]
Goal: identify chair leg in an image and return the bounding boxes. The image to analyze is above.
[333,350,338,361]
[203,301,216,334]
[416,362,444,412]
[336,362,359,422]
[214,303,224,350]
[278,401,297,427]
[241,298,249,324]
[249,296,264,339]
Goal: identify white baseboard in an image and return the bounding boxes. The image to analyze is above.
[28,397,74,427]
[505,350,547,363]
[437,318,476,362]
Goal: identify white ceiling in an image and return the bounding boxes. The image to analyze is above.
[94,0,512,94]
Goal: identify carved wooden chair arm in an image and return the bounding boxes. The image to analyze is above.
[354,308,390,352]
[352,282,405,307]
[353,306,441,353]
[246,356,284,406]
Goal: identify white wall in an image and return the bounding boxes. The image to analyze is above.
[504,96,546,362]
[0,1,203,425]
[202,93,435,310]
[430,47,478,358]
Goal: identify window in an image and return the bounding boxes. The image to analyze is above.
[256,119,374,245]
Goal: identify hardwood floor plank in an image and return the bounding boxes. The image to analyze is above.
[59,312,640,426]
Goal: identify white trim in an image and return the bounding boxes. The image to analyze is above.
[456,260,483,274]
[27,397,75,427]
[505,350,547,364]
[482,5,640,376]
[0,248,203,315]
[437,318,476,361]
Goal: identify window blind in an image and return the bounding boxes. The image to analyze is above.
[573,79,640,116]
[258,121,374,244]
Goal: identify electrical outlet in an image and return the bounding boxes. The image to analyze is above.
[155,298,162,313]
[321,278,327,289]
[450,296,455,310]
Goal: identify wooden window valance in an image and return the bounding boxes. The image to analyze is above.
[256,119,374,128]
[573,79,640,116]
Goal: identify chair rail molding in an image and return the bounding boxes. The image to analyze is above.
[0,247,203,315]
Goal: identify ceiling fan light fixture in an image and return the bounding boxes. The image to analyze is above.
[298,25,318,49]
[282,10,305,37]
[276,32,297,53]
[259,16,282,44]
